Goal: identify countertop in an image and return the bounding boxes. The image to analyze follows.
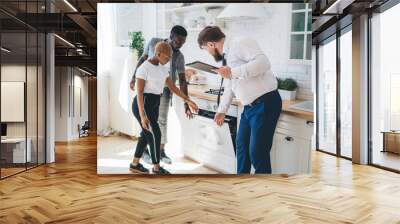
[281,100,314,121]
[188,84,314,121]
[187,84,241,106]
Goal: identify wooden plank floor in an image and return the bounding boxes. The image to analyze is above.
[1,135,400,223]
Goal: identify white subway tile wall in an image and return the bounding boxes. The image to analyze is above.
[178,4,313,101]
[275,67,313,100]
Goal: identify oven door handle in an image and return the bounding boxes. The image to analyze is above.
[193,113,232,123]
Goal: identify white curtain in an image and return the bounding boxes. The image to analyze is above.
[97,4,141,136]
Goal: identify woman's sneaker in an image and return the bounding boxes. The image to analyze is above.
[129,162,149,174]
[152,166,170,175]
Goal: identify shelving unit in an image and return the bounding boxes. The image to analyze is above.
[156,3,227,37]
[163,3,228,14]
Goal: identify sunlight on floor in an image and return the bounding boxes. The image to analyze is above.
[97,135,218,174]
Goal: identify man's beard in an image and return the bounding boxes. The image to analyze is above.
[213,48,223,62]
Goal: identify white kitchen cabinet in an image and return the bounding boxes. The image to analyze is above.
[172,96,199,157]
[271,133,311,174]
[271,114,313,174]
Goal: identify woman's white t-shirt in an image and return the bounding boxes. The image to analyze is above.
[135,60,170,95]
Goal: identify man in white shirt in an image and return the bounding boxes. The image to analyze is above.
[198,26,282,174]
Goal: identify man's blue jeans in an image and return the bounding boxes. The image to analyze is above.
[236,90,282,174]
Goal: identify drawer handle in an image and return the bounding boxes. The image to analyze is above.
[306,121,314,126]
[285,136,294,142]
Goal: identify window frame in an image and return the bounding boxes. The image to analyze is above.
[289,3,312,63]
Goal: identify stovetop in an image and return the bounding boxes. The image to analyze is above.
[194,87,238,118]
[204,88,224,95]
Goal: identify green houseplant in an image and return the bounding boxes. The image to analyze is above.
[277,78,298,100]
[129,31,145,58]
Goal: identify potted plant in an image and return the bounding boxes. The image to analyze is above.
[277,78,297,100]
[129,31,145,59]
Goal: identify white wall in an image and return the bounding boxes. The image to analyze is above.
[55,67,68,141]
[170,4,313,100]
[54,67,89,141]
[72,74,89,138]
[108,47,140,136]
[1,66,26,137]
[1,65,39,137]
[97,4,113,134]
[97,4,144,136]
[97,45,141,136]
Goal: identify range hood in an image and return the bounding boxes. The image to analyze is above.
[217,3,266,21]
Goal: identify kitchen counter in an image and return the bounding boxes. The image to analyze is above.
[188,84,314,120]
[187,84,240,106]
[282,100,314,121]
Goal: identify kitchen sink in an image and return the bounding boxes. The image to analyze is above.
[288,100,314,112]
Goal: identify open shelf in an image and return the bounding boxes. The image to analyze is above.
[163,3,227,14]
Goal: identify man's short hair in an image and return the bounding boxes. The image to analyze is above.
[197,26,226,48]
[170,25,187,37]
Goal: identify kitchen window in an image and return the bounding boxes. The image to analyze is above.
[290,3,312,61]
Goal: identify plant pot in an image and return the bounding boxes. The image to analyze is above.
[128,49,138,63]
[278,89,296,101]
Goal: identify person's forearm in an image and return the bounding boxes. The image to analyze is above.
[168,82,189,102]
[178,73,188,97]
[217,92,233,114]
[137,92,146,118]
[217,80,234,114]
[172,85,190,102]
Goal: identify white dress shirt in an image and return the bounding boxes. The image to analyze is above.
[217,36,278,114]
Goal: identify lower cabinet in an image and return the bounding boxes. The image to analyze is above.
[271,133,311,174]
[271,114,313,175]
[179,95,313,175]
